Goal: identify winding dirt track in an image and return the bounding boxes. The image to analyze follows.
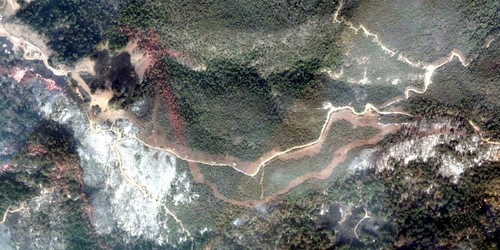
[0,203,25,224]
[161,111,399,207]
[1,0,493,208]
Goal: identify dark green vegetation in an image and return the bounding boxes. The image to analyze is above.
[0,51,101,248]
[0,172,34,212]
[211,196,336,248]
[384,160,499,248]
[62,204,98,250]
[322,159,500,249]
[205,121,499,249]
[15,0,118,64]
[405,41,500,139]
[0,119,98,249]
[8,1,500,249]
[102,235,158,250]
[199,163,262,201]
[29,120,77,155]
[151,58,333,160]
[341,0,499,62]
[113,0,341,36]
[116,0,339,32]
[0,80,42,165]
[460,0,499,59]
[149,55,398,160]
[111,0,344,73]
[302,74,404,112]
[156,58,279,160]
[323,121,500,249]
[263,121,380,198]
[14,0,403,161]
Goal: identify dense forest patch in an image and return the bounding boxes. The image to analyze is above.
[15,0,118,64]
[405,41,500,139]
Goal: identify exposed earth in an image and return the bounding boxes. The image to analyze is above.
[0,0,499,249]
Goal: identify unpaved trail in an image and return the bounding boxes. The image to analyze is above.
[134,102,405,177]
[0,0,410,178]
[0,203,25,224]
[261,124,397,201]
[69,57,135,124]
[404,49,469,98]
[333,0,470,106]
[70,58,95,94]
[185,122,398,207]
[354,208,372,239]
[2,0,496,208]
[333,0,396,57]
[121,105,398,207]
[238,103,407,176]
[162,0,492,204]
[469,120,500,146]
[277,110,382,161]
[87,123,195,249]
[0,0,130,124]
[0,24,69,77]
[380,49,469,108]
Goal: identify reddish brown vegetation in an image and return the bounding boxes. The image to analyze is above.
[22,143,108,249]
[113,28,403,207]
[9,68,61,91]
[0,163,10,174]
[121,28,188,145]
[160,86,187,145]
[11,67,28,83]
[26,143,48,156]
[36,74,62,91]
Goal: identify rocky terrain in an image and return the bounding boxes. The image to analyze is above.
[0,0,498,249]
